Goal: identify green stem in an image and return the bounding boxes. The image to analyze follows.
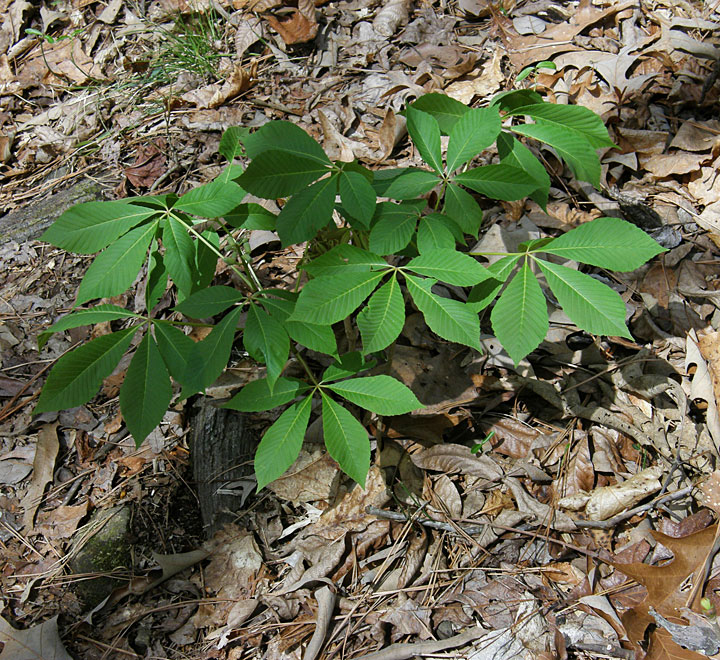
[291,346,319,387]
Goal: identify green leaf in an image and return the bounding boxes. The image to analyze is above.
[38,304,140,350]
[173,181,245,217]
[303,245,387,277]
[119,332,173,446]
[285,320,337,355]
[405,249,491,286]
[146,249,167,311]
[76,221,158,305]
[219,126,249,161]
[276,174,338,246]
[453,164,541,201]
[35,327,139,413]
[193,230,220,292]
[404,273,481,350]
[497,132,550,209]
[510,123,601,187]
[254,395,312,490]
[490,261,548,364]
[466,256,520,310]
[175,285,244,318]
[417,216,456,252]
[409,94,470,134]
[244,305,289,391]
[339,171,377,226]
[162,216,195,298]
[321,392,370,487]
[216,163,245,184]
[242,120,331,165]
[225,203,277,231]
[446,107,502,172]
[321,352,376,382]
[369,202,423,255]
[357,275,404,353]
[327,375,422,415]
[490,89,544,112]
[290,271,385,325]
[182,306,242,395]
[259,292,295,321]
[507,104,616,149]
[224,376,310,412]
[541,217,666,270]
[383,169,439,199]
[535,258,631,338]
[238,151,330,198]
[406,106,444,174]
[40,201,158,254]
[153,321,196,382]
[443,183,483,235]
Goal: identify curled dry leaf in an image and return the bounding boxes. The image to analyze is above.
[699,471,720,517]
[584,465,664,521]
[686,329,720,446]
[373,0,412,37]
[22,423,59,532]
[235,17,266,59]
[0,615,73,660]
[181,65,252,109]
[411,444,504,484]
[266,0,318,45]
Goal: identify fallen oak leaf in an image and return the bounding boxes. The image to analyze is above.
[0,615,73,660]
[612,525,717,654]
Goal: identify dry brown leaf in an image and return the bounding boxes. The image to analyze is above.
[22,423,59,532]
[181,65,252,108]
[640,263,678,309]
[124,141,167,188]
[19,39,102,86]
[700,471,720,518]
[373,0,411,37]
[266,5,318,45]
[268,449,340,503]
[411,444,504,482]
[429,474,462,517]
[640,152,707,178]
[670,121,720,152]
[0,0,32,53]
[0,615,73,660]
[645,627,710,660]
[235,17,265,59]
[35,502,88,539]
[584,466,663,521]
[615,525,717,652]
[686,330,720,446]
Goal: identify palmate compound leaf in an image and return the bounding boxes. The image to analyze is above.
[510,122,601,187]
[76,221,158,304]
[357,275,404,354]
[406,106,443,174]
[443,183,483,236]
[285,320,337,356]
[369,201,424,255]
[409,93,470,134]
[35,326,140,413]
[290,271,386,326]
[241,120,331,165]
[174,285,245,318]
[276,173,338,246]
[417,216,457,252]
[302,244,387,278]
[541,216,666,270]
[506,103,616,149]
[535,258,631,338]
[173,180,245,217]
[326,375,422,415]
[219,126,249,161]
[405,249,492,286]
[146,249,167,311]
[244,304,290,392]
[404,273,481,350]
[38,304,141,350]
[255,394,312,490]
[162,215,195,298]
[490,261,548,365]
[446,106,502,173]
[238,151,331,198]
[40,201,158,254]
[182,306,243,396]
[382,169,440,200]
[153,321,196,382]
[453,164,541,202]
[497,132,550,209]
[321,392,370,487]
[339,170,377,226]
[119,332,173,446]
[224,376,310,412]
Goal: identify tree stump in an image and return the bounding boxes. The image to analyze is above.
[189,397,257,537]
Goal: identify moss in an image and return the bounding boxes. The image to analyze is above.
[69,506,132,608]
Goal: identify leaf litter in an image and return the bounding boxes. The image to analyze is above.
[1,0,720,659]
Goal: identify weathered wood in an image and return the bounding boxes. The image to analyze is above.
[189,397,257,537]
[0,179,104,244]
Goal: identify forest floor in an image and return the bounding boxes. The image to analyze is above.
[1,0,720,659]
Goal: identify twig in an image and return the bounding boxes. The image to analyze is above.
[354,625,489,660]
[574,486,693,529]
